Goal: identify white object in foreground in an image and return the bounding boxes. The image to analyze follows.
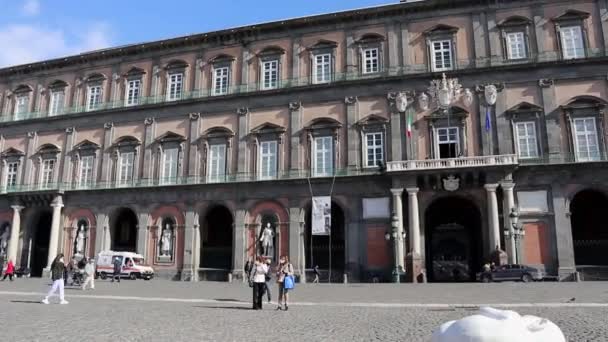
[431,307,566,342]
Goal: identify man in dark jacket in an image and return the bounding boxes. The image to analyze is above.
[111,257,122,283]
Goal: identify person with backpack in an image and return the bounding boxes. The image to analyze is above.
[276,255,294,311]
[42,253,68,304]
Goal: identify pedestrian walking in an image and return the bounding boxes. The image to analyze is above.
[264,258,272,303]
[42,253,68,304]
[244,258,253,279]
[111,257,122,283]
[2,259,15,281]
[312,265,320,284]
[249,256,268,310]
[82,258,95,290]
[276,255,294,311]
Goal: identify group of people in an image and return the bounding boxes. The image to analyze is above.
[245,255,294,311]
[41,253,97,305]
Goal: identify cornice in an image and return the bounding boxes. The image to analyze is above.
[0,0,564,78]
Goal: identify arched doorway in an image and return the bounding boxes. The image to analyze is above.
[425,196,482,282]
[200,205,233,270]
[30,210,53,277]
[110,208,138,252]
[570,189,608,268]
[305,201,345,280]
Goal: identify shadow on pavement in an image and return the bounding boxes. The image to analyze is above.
[194,305,252,311]
[214,298,245,302]
[10,300,42,304]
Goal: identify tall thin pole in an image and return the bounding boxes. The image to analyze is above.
[329,227,332,284]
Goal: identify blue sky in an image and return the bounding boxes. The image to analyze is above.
[0,0,395,68]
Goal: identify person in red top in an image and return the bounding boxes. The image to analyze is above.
[2,259,15,281]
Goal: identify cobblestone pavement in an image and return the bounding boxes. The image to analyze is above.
[1,279,607,341]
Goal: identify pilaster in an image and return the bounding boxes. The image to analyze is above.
[486,11,502,65]
[291,38,301,81]
[400,24,411,71]
[94,212,108,254]
[288,207,305,281]
[100,122,114,182]
[533,6,546,59]
[473,12,489,68]
[241,49,250,90]
[143,117,156,180]
[599,0,608,55]
[345,32,356,75]
[539,79,561,161]
[181,209,198,281]
[136,211,149,258]
[495,87,512,154]
[61,127,76,184]
[187,113,201,179]
[387,22,401,75]
[232,209,247,279]
[237,107,249,176]
[345,96,359,169]
[289,102,302,173]
[23,131,37,185]
[552,185,576,279]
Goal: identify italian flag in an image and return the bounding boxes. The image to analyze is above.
[406,112,413,138]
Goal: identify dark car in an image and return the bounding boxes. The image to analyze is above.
[477,264,544,283]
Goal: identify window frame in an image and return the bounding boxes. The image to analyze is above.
[553,10,591,61]
[261,59,279,90]
[258,140,278,180]
[364,132,384,168]
[166,72,184,101]
[160,146,180,185]
[49,90,65,116]
[434,126,460,159]
[40,158,56,188]
[6,161,19,188]
[207,143,227,183]
[118,151,135,186]
[514,121,539,159]
[14,94,29,117]
[86,84,103,111]
[212,65,230,96]
[430,39,454,72]
[571,117,600,162]
[361,47,380,74]
[312,53,332,84]
[559,25,585,60]
[505,31,527,60]
[312,135,334,177]
[78,154,95,188]
[125,78,141,107]
[424,25,459,72]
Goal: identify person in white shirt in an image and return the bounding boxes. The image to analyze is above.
[82,258,95,290]
[249,256,268,310]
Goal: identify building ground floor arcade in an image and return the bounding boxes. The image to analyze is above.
[1,164,607,282]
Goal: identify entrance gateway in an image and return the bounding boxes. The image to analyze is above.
[424,196,482,282]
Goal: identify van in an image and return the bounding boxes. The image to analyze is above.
[95,251,154,280]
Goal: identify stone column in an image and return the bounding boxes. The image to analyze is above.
[46,196,64,269]
[181,209,198,281]
[232,209,247,280]
[406,187,424,282]
[390,189,405,272]
[502,182,517,264]
[94,212,108,254]
[345,96,359,170]
[136,211,149,258]
[7,205,24,264]
[288,207,305,281]
[485,184,501,254]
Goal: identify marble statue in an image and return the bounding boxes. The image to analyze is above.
[75,227,85,255]
[0,226,9,257]
[160,224,172,257]
[260,223,274,257]
[431,307,565,342]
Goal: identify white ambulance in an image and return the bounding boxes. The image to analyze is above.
[95,251,154,280]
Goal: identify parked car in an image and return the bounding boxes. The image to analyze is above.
[477,264,544,283]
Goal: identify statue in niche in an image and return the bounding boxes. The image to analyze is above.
[159,224,173,258]
[75,226,86,255]
[259,222,274,258]
[0,225,9,257]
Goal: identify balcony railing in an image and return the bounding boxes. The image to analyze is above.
[386,155,518,172]
[1,48,606,124]
[0,167,380,194]
[519,152,608,165]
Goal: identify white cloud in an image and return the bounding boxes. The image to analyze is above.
[0,23,112,68]
[22,0,40,16]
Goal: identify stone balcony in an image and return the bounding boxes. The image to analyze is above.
[386,155,518,172]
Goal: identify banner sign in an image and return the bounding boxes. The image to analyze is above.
[312,196,331,236]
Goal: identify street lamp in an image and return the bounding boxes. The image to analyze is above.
[505,208,525,264]
[386,213,406,283]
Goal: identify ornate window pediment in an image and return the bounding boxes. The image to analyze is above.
[356,33,385,45]
[498,16,532,28]
[124,67,146,78]
[424,24,459,37]
[424,106,469,122]
[73,139,100,152]
[258,46,286,57]
[210,54,236,64]
[552,9,590,23]
[305,117,342,132]
[86,73,106,83]
[13,84,33,94]
[48,80,69,90]
[113,136,141,148]
[505,102,543,119]
[155,131,186,144]
[36,143,61,156]
[560,96,607,113]
[200,127,234,141]
[1,147,24,158]
[355,114,389,130]
[308,39,338,51]
[250,122,286,136]
[165,59,189,70]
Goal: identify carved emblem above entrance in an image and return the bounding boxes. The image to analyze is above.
[442,175,460,192]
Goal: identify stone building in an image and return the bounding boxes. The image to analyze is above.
[0,0,607,282]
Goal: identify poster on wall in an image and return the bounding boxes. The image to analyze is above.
[312,196,331,236]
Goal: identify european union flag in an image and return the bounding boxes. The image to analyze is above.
[485,107,491,132]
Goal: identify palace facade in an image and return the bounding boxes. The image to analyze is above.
[1,0,607,282]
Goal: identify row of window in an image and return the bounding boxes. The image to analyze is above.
[2,114,602,190]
